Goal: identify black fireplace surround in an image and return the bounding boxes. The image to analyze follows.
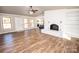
[50,24,59,31]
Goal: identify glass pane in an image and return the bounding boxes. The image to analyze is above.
[37,19,43,24]
[30,20,34,28]
[24,19,28,28]
[3,17,10,24]
[24,24,28,28]
[3,24,11,29]
[3,17,11,29]
[24,19,28,23]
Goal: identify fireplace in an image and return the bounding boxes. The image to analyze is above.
[50,24,59,31]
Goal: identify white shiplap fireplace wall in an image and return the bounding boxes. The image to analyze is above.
[42,9,79,40]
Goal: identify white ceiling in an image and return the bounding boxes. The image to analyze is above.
[0,6,79,17]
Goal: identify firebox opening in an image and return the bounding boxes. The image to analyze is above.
[50,24,59,31]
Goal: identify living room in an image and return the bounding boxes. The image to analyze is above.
[0,6,79,53]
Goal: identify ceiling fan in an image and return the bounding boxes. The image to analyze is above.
[28,6,38,14]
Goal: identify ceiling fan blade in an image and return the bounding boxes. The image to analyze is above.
[35,10,38,11]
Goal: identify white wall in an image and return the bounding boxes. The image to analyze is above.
[0,13,37,34]
[62,9,79,38]
[42,9,79,39]
[14,17,24,31]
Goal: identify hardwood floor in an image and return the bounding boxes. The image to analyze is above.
[0,29,79,53]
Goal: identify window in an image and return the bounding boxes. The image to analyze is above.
[24,19,35,29]
[24,19,28,28]
[37,19,43,25]
[30,20,34,28]
[3,17,11,29]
